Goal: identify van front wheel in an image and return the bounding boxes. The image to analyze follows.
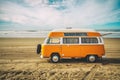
[51,54,60,63]
[87,55,97,63]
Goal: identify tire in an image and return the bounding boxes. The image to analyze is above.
[36,44,41,54]
[86,55,97,63]
[51,54,60,63]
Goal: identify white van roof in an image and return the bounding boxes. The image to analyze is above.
[52,29,96,32]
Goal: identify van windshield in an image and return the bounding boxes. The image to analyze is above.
[47,38,60,44]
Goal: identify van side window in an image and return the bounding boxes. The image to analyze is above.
[47,38,60,44]
[63,38,79,44]
[81,37,98,43]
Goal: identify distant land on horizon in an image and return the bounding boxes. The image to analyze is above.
[0,29,119,38]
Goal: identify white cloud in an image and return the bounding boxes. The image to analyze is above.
[0,0,120,29]
[25,0,49,7]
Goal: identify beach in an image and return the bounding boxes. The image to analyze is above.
[0,38,120,80]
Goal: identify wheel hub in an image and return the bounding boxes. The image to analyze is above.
[89,56,95,62]
[52,56,58,62]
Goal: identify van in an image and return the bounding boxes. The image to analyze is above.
[37,29,105,63]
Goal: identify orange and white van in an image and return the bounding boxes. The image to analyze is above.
[37,29,105,63]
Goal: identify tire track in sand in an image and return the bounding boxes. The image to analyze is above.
[82,64,99,80]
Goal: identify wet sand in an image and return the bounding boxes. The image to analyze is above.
[0,38,120,80]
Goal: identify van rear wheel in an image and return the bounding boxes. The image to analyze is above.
[51,54,60,63]
[87,55,97,63]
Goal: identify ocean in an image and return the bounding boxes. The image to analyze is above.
[0,30,120,38]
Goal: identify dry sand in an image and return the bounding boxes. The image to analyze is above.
[0,38,120,80]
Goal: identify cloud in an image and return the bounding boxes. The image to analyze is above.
[0,0,120,30]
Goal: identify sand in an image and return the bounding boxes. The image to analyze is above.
[0,38,120,80]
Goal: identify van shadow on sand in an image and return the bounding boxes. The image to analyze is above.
[104,58,120,64]
[53,58,120,64]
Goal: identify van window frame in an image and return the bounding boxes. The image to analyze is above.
[44,37,103,45]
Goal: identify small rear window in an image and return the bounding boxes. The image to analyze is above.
[99,37,102,43]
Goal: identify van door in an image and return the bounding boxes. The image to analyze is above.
[61,38,81,57]
[45,38,62,57]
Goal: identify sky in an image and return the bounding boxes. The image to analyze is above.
[0,0,120,30]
